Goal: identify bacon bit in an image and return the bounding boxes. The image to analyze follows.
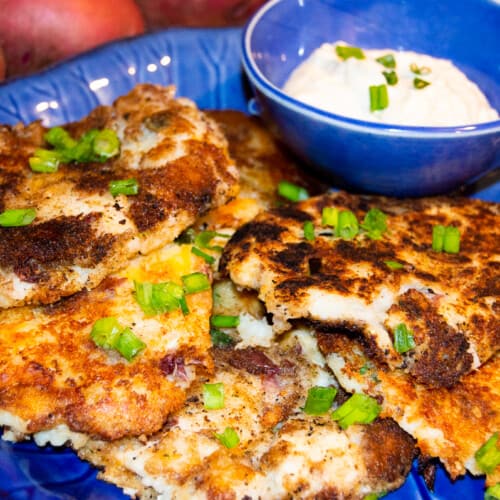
[159,354,187,379]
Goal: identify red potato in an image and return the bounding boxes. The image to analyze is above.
[0,47,5,81]
[136,0,267,28]
[0,0,145,78]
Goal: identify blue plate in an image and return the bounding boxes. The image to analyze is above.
[0,27,496,500]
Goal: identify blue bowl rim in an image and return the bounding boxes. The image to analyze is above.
[242,0,500,139]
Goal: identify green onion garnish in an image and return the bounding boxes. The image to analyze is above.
[191,246,216,264]
[331,393,381,429]
[335,210,359,240]
[410,63,431,75]
[384,260,404,270]
[277,181,309,202]
[175,227,196,244]
[361,208,387,240]
[203,382,224,410]
[303,386,337,415]
[134,280,185,316]
[179,295,190,315]
[382,70,398,86]
[29,127,120,169]
[44,126,77,150]
[182,272,210,294]
[214,427,240,449]
[432,225,460,254]
[335,45,365,60]
[210,328,234,347]
[475,433,500,474]
[443,226,460,254]
[363,492,387,500]
[90,317,145,361]
[432,225,446,252]
[29,148,61,173]
[0,208,36,227]
[414,77,431,89]
[485,483,500,500]
[322,207,338,227]
[194,231,230,252]
[109,178,139,197]
[369,84,389,112]
[303,220,315,241]
[90,316,123,349]
[93,129,121,160]
[393,323,416,354]
[211,315,240,328]
[376,54,396,69]
[115,326,146,361]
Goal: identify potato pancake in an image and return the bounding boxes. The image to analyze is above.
[318,331,500,485]
[0,242,214,442]
[221,191,499,388]
[0,84,238,309]
[79,336,416,499]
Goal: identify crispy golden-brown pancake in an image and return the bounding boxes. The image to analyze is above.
[221,191,499,388]
[0,84,238,309]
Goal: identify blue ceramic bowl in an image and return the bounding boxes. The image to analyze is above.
[242,0,500,197]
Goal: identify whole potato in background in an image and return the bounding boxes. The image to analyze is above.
[136,0,267,28]
[0,47,5,81]
[0,0,145,79]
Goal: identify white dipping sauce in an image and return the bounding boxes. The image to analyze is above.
[283,42,499,127]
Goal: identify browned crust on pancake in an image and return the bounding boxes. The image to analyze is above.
[0,84,238,308]
[221,191,499,387]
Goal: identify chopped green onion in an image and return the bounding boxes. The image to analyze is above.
[134,280,185,316]
[214,426,240,449]
[0,208,36,227]
[303,220,315,241]
[376,54,396,69]
[443,226,460,254]
[115,327,146,361]
[303,386,337,415]
[210,328,234,347]
[475,433,500,474]
[393,323,416,354]
[410,63,431,75]
[211,315,240,328]
[182,272,210,294]
[178,295,190,315]
[44,126,77,150]
[361,208,387,240]
[194,230,230,252]
[277,181,309,202]
[90,317,145,361]
[432,225,446,252]
[67,129,99,163]
[175,227,196,244]
[90,316,123,349]
[432,225,460,254]
[382,70,398,86]
[485,483,500,500]
[384,260,404,270]
[335,210,359,239]
[203,382,224,410]
[29,148,61,173]
[93,129,120,160]
[191,246,216,264]
[414,77,431,89]
[363,492,387,500]
[369,84,389,112]
[336,45,365,60]
[151,282,184,313]
[322,207,338,227]
[109,178,139,197]
[331,393,381,429]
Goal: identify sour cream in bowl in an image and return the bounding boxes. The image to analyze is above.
[242,0,500,197]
